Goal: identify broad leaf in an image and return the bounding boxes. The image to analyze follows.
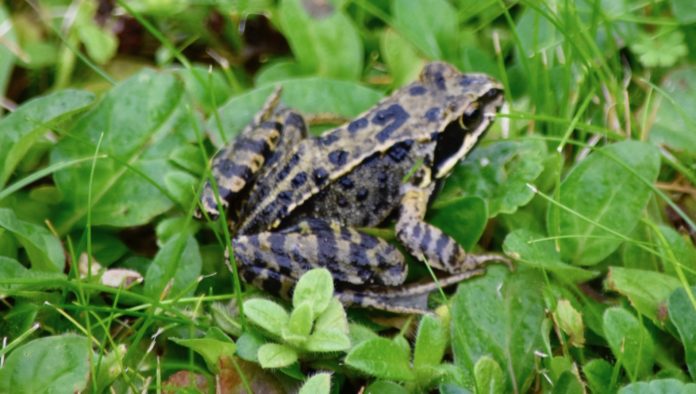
[474,356,505,394]
[444,139,547,217]
[656,225,696,283]
[51,69,190,232]
[553,300,585,348]
[548,141,660,265]
[0,256,66,292]
[0,90,94,188]
[671,0,696,29]
[380,29,424,88]
[345,337,414,382]
[208,78,382,146]
[299,373,331,394]
[583,359,614,394]
[0,4,15,110]
[293,268,333,314]
[305,329,351,352]
[668,286,696,379]
[171,328,236,372]
[243,299,289,337]
[618,378,696,393]
[0,208,64,272]
[650,67,696,155]
[144,234,201,299]
[392,0,458,60]
[430,196,488,252]
[603,307,655,380]
[314,298,349,334]
[414,314,448,369]
[502,229,599,283]
[278,0,362,79]
[257,343,298,369]
[451,265,545,392]
[0,335,91,394]
[605,267,680,327]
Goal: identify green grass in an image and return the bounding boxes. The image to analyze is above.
[1,0,696,392]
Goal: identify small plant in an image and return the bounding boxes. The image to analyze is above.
[242,268,351,369]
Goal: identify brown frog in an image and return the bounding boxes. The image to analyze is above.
[199,62,505,313]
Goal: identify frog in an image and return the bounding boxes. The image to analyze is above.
[198,62,506,313]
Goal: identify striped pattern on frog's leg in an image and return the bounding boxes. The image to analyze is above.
[231,218,408,295]
[198,88,307,221]
[336,268,486,313]
[396,183,507,273]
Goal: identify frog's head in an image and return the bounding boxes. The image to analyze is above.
[419,62,504,179]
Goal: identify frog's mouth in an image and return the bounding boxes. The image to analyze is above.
[433,88,504,179]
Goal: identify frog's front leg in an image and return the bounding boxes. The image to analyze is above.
[199,89,307,220]
[395,183,504,273]
[232,218,408,295]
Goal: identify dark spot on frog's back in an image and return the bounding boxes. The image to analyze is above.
[348,117,368,133]
[285,111,306,130]
[387,140,413,162]
[356,188,369,202]
[425,107,441,122]
[339,177,354,189]
[328,149,348,166]
[373,104,410,143]
[318,132,340,146]
[276,153,301,181]
[313,167,329,185]
[409,85,427,96]
[291,172,307,187]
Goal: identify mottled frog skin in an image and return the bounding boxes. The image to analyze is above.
[199,62,505,313]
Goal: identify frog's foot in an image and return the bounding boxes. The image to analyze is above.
[396,184,509,273]
[336,268,486,314]
[232,218,408,295]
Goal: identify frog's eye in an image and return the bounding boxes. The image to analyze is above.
[460,106,483,131]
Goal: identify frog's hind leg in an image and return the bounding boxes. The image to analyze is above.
[199,88,307,220]
[396,183,508,273]
[231,218,408,292]
[336,269,486,314]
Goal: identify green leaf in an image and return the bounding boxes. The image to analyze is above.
[0,208,64,272]
[618,378,696,394]
[656,225,696,283]
[51,70,189,232]
[430,196,488,252]
[286,302,314,340]
[605,267,680,327]
[451,265,545,393]
[0,257,65,292]
[515,7,562,58]
[299,372,332,394]
[0,89,94,188]
[208,78,382,146]
[257,343,298,369]
[630,29,687,68]
[474,356,505,394]
[414,314,448,369]
[392,0,458,60]
[345,337,414,382]
[502,229,599,283]
[144,234,201,299]
[553,300,585,348]
[0,335,90,394]
[314,298,349,334]
[243,299,289,337]
[671,0,696,24]
[77,22,117,64]
[170,328,236,372]
[444,140,547,217]
[305,329,351,352]
[583,359,613,394]
[293,268,334,314]
[650,67,696,155]
[235,331,264,362]
[548,141,660,265]
[366,380,409,394]
[278,0,362,79]
[0,5,15,108]
[602,307,655,380]
[667,286,696,379]
[380,29,424,87]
